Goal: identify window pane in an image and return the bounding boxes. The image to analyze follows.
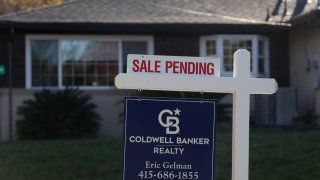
[258,40,264,56]
[122,41,148,72]
[31,40,58,87]
[223,39,253,72]
[206,40,216,55]
[258,58,265,74]
[61,40,118,86]
[258,40,265,74]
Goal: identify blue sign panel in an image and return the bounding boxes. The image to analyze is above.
[123,97,216,180]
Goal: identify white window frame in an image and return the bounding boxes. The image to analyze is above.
[26,35,154,90]
[200,34,269,77]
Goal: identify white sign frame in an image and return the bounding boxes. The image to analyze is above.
[115,49,278,180]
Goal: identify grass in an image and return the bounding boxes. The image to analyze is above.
[0,139,122,180]
[215,128,320,180]
[0,128,319,180]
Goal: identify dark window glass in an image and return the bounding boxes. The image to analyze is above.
[258,40,265,74]
[61,40,118,87]
[122,41,147,72]
[223,39,253,72]
[31,40,58,87]
[206,40,216,55]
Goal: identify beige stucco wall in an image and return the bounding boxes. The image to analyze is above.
[0,88,135,141]
[289,23,320,117]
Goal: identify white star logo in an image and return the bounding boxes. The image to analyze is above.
[173,108,181,115]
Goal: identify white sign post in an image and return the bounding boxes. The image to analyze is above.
[115,49,278,180]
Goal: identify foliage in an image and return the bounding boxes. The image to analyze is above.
[16,88,101,139]
[0,0,66,15]
[297,109,320,129]
[216,103,232,122]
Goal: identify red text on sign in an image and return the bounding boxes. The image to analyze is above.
[165,61,214,75]
[132,59,161,73]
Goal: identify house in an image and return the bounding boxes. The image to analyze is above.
[0,0,318,141]
[289,6,320,125]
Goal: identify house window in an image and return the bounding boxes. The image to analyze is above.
[200,35,269,77]
[61,40,118,86]
[258,39,266,74]
[26,35,153,89]
[122,41,148,72]
[223,39,252,71]
[206,40,216,55]
[31,40,58,87]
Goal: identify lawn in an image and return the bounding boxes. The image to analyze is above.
[0,128,319,180]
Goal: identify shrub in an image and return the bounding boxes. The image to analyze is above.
[17,88,101,139]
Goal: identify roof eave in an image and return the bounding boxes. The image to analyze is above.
[0,21,290,34]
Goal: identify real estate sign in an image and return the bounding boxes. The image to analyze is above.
[123,97,216,180]
[116,51,278,180]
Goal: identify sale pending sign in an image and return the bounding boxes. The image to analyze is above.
[127,54,220,77]
[123,97,216,180]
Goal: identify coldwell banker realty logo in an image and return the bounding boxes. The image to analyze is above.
[158,108,181,134]
[123,97,216,180]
